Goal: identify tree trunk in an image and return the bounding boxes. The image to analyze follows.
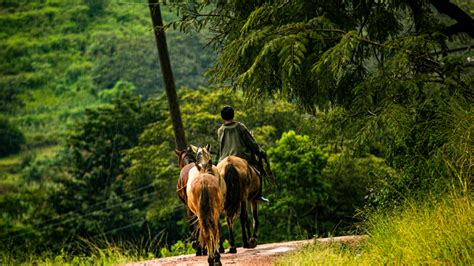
[148,0,187,150]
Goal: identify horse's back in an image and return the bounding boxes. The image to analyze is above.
[216,156,248,177]
[186,166,199,196]
[217,155,260,198]
[187,172,225,213]
[177,163,195,203]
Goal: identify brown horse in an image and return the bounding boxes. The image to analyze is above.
[186,145,226,266]
[175,146,196,205]
[215,155,261,252]
[175,147,205,255]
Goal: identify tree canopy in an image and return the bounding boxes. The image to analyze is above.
[171,0,473,194]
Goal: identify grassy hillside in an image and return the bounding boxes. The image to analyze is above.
[0,0,214,148]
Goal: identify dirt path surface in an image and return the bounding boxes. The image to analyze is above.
[122,236,365,266]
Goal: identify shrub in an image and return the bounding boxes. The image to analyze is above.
[0,118,25,157]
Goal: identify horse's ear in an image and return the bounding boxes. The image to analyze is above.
[190,145,198,153]
[174,150,181,157]
[187,146,194,153]
[205,144,211,152]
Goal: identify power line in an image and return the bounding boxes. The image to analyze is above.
[22,182,157,232]
[91,219,146,239]
[0,189,180,242]
[90,204,184,239]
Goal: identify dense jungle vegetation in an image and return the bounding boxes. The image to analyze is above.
[1,0,472,264]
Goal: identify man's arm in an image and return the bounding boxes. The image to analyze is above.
[238,123,262,156]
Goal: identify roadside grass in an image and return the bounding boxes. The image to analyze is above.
[1,239,195,266]
[276,192,473,265]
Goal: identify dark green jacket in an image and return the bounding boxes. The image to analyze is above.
[217,121,260,163]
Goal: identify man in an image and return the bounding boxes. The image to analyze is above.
[217,106,269,203]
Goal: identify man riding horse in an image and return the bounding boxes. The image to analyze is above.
[217,106,269,203]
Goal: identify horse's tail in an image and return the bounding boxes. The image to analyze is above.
[198,181,220,257]
[224,163,241,218]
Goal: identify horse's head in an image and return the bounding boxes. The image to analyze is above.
[175,146,196,169]
[191,144,212,172]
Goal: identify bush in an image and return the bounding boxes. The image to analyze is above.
[0,118,25,157]
[262,130,330,240]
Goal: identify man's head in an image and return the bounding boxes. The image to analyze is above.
[220,106,234,121]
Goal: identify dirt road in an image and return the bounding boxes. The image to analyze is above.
[122,236,365,266]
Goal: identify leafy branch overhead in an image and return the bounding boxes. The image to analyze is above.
[170,0,473,111]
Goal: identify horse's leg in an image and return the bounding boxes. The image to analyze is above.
[248,200,258,248]
[208,250,222,266]
[240,201,250,248]
[188,210,206,256]
[227,216,237,253]
[187,209,201,256]
[218,223,225,254]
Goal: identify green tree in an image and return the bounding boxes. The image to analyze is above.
[264,131,329,240]
[172,0,473,196]
[46,92,162,247]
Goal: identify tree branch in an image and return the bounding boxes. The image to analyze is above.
[429,45,472,55]
[429,0,474,38]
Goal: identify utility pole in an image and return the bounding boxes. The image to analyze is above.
[148,0,187,150]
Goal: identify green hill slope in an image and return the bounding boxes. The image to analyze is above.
[0,0,214,147]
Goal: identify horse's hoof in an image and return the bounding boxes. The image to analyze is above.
[243,243,250,249]
[248,237,257,248]
[219,247,225,254]
[208,257,222,266]
[228,246,237,253]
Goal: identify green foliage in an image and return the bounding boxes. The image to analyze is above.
[1,84,402,262]
[15,93,164,254]
[276,193,474,265]
[261,131,395,239]
[264,130,329,239]
[98,80,136,103]
[320,153,396,233]
[3,1,472,261]
[0,118,25,157]
[83,0,109,16]
[122,87,308,242]
[172,0,474,205]
[1,237,160,265]
[1,0,215,148]
[0,87,23,113]
[159,240,194,258]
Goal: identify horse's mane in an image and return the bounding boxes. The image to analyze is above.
[181,150,196,164]
[199,163,214,175]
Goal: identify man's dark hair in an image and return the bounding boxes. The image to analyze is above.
[221,106,234,120]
